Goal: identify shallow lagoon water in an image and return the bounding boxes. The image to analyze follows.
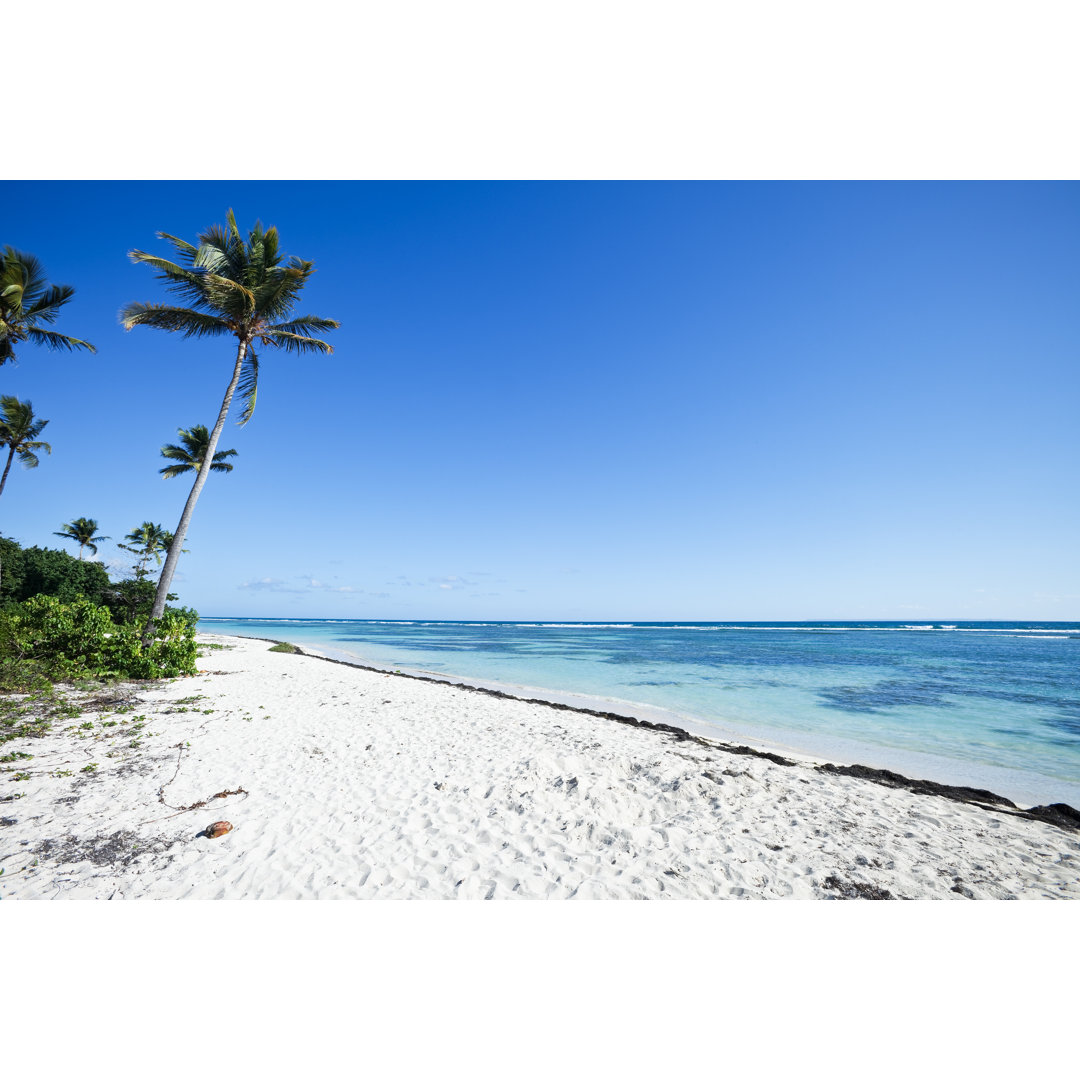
[199,618,1080,807]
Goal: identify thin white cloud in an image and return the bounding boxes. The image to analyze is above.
[239,577,303,593]
[429,574,478,589]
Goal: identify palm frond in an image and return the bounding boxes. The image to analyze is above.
[1,248,46,299]
[0,249,93,362]
[24,283,77,322]
[269,315,341,336]
[160,423,238,474]
[194,228,242,280]
[24,327,97,353]
[200,274,256,316]
[17,440,50,467]
[262,330,335,355]
[236,348,259,426]
[156,233,200,264]
[261,227,281,270]
[158,460,194,480]
[252,262,317,321]
[120,303,231,338]
[127,251,211,307]
[210,447,238,472]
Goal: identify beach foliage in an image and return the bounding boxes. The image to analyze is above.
[0,247,96,366]
[0,536,194,630]
[122,209,338,636]
[105,578,161,625]
[0,396,51,501]
[0,538,111,608]
[0,595,198,687]
[0,682,82,745]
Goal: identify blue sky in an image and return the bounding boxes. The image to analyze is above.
[1,181,1077,620]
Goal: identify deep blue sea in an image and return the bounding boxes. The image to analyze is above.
[198,618,1080,808]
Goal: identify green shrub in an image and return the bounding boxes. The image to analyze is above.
[101,578,198,631]
[0,596,198,682]
[0,540,111,608]
[101,577,157,625]
[166,605,199,634]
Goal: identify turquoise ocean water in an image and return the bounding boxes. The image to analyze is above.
[198,618,1080,808]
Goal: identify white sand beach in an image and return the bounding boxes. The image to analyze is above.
[2,633,1078,899]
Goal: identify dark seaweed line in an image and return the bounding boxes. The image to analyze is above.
[232,636,1080,833]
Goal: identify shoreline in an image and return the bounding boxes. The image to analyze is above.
[275,634,1080,812]
[286,639,1080,830]
[1,632,1078,899]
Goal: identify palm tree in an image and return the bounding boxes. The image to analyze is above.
[158,530,185,558]
[118,521,170,578]
[0,247,96,365]
[159,424,237,479]
[0,396,51,500]
[121,210,338,635]
[54,517,109,560]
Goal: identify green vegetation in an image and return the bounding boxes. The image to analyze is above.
[0,396,51,502]
[118,521,170,577]
[0,247,96,366]
[0,591,198,708]
[122,210,338,635]
[0,535,197,635]
[0,537,111,607]
[0,595,198,687]
[0,686,80,747]
[268,642,300,653]
[53,517,109,560]
[160,425,237,479]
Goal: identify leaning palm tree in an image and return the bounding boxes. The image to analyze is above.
[54,517,108,560]
[0,247,96,365]
[0,396,52,500]
[121,210,338,636]
[159,424,237,479]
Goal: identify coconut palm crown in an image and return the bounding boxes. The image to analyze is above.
[119,521,171,577]
[0,396,52,501]
[54,517,108,560]
[1,247,96,365]
[120,211,339,426]
[160,424,237,479]
[121,210,339,632]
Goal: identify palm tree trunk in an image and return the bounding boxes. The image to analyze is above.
[0,450,12,595]
[0,449,14,599]
[0,447,16,500]
[143,338,249,644]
